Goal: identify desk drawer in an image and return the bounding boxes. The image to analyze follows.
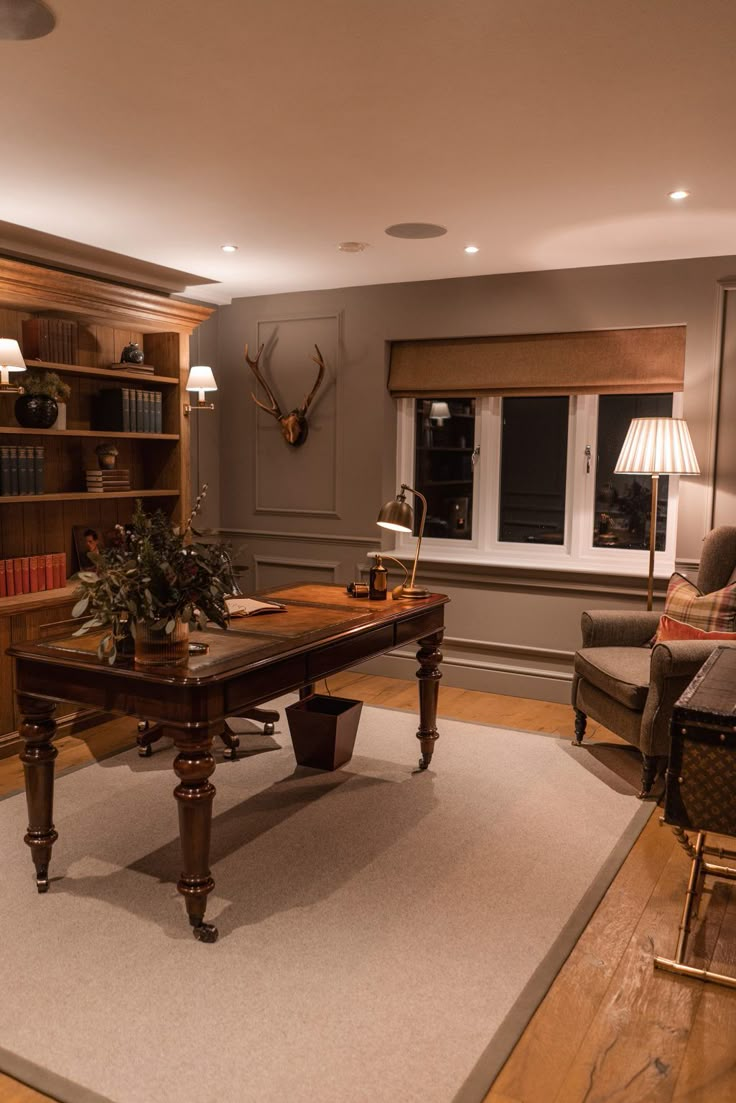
[307,624,395,681]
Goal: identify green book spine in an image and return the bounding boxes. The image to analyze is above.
[34,445,44,495]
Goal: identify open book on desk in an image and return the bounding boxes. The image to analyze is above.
[225,596,287,618]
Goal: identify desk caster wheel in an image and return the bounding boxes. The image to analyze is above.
[263,722,275,736]
[36,868,49,893]
[138,744,152,758]
[418,755,430,771]
[191,920,218,943]
[224,747,238,761]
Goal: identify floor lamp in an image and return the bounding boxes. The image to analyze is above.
[614,417,699,610]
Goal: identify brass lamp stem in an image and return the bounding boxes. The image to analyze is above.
[647,473,659,612]
[400,483,429,597]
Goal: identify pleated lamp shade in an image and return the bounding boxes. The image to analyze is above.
[614,417,699,476]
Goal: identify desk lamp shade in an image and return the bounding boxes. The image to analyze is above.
[614,417,699,610]
[376,485,429,598]
[0,337,25,387]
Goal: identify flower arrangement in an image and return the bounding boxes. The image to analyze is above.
[18,369,71,402]
[72,487,235,663]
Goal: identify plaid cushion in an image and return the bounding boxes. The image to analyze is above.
[653,573,736,642]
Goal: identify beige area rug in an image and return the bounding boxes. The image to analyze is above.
[0,700,653,1103]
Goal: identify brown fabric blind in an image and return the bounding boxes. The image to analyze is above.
[388,326,686,398]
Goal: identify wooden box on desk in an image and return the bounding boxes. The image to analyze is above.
[664,647,736,836]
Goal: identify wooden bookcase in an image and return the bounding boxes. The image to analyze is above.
[0,257,213,751]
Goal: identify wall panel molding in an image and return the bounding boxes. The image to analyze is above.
[253,554,340,589]
[217,527,380,547]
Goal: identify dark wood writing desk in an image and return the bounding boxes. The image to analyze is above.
[9,584,447,942]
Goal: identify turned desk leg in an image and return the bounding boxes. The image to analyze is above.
[173,737,218,943]
[18,694,58,893]
[416,630,443,770]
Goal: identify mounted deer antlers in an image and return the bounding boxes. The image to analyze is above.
[245,343,326,447]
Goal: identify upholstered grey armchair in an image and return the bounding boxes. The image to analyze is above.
[572,526,736,797]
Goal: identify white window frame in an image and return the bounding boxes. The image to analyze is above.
[391,393,682,577]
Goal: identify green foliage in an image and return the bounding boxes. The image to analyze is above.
[18,369,71,402]
[72,495,235,664]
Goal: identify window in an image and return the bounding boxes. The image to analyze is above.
[394,391,680,574]
[413,399,476,540]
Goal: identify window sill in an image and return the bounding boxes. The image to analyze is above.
[382,543,677,583]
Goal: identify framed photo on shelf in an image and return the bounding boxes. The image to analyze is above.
[72,525,104,571]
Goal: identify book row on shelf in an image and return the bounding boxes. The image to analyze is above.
[0,445,44,496]
[93,387,164,434]
[0,552,67,598]
[23,317,78,363]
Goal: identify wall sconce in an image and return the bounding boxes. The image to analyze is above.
[184,365,217,414]
[0,338,26,392]
[376,483,429,599]
[614,417,699,610]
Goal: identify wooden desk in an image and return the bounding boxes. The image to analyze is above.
[8,584,448,942]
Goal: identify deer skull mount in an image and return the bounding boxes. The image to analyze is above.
[245,343,326,447]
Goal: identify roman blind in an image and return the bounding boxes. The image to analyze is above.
[388,325,686,398]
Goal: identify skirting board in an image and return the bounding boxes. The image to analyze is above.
[358,651,573,704]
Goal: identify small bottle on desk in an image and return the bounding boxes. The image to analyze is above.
[369,554,388,600]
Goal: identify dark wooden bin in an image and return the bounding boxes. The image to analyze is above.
[286,694,363,771]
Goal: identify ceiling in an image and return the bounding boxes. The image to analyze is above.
[3,0,736,305]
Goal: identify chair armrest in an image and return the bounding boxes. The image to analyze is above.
[650,638,736,680]
[640,639,736,757]
[581,610,661,648]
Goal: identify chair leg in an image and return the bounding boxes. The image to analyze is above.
[639,753,658,799]
[136,720,164,757]
[572,708,587,746]
[219,708,280,760]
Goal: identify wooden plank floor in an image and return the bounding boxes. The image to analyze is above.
[1,673,734,1103]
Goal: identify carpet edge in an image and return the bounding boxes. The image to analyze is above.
[0,1046,115,1103]
[451,798,656,1103]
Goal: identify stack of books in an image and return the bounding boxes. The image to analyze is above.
[86,469,131,493]
[0,552,67,597]
[0,445,45,496]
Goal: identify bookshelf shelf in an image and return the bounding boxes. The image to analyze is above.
[24,359,179,386]
[0,427,179,440]
[0,489,179,504]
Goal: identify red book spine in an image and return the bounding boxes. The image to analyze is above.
[21,557,30,594]
[13,559,23,595]
[45,553,54,590]
[36,554,46,591]
[60,551,67,585]
[6,559,15,597]
[0,559,6,598]
[52,552,63,589]
[30,555,39,593]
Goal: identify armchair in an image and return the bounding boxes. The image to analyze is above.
[572,526,736,797]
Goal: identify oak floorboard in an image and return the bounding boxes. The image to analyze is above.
[487,811,674,1103]
[546,843,729,1103]
[670,855,736,1103]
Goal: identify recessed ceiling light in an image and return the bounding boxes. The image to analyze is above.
[464,245,479,254]
[668,190,690,201]
[385,223,447,239]
[221,244,238,253]
[337,241,369,252]
[0,0,55,40]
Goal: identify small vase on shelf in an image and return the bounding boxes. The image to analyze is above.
[51,402,67,431]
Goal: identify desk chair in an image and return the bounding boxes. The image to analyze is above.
[137,706,279,760]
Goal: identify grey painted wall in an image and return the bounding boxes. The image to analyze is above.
[191,255,736,702]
